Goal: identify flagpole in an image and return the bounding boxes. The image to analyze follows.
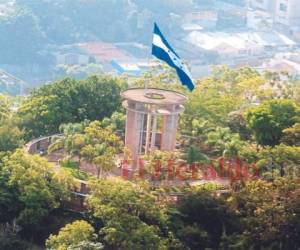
[144,22,156,154]
[144,22,156,92]
[144,55,150,91]
[144,51,152,92]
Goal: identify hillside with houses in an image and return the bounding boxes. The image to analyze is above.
[0,0,299,93]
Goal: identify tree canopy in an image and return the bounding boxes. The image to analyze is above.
[0,150,75,228]
[246,99,300,146]
[46,220,102,250]
[17,75,126,139]
[1,68,300,249]
[86,178,170,249]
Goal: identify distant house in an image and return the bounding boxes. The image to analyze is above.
[185,30,297,62]
[181,23,203,32]
[111,59,156,76]
[184,8,218,29]
[114,42,149,59]
[247,10,273,31]
[111,60,141,76]
[274,0,300,28]
[249,0,276,14]
[249,0,300,30]
[56,53,90,66]
[79,42,130,64]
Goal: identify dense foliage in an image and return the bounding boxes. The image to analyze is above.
[0,95,24,152]
[246,99,300,146]
[46,220,102,250]
[86,178,171,249]
[49,120,123,178]
[0,150,76,246]
[0,68,300,249]
[17,75,125,139]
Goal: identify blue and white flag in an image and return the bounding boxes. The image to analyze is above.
[152,23,195,91]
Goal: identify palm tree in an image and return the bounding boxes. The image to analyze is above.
[186,146,210,164]
[48,122,88,163]
[205,127,245,158]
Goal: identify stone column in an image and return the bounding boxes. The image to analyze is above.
[161,113,179,151]
[125,108,144,161]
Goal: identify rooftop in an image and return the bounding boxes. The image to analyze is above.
[185,30,297,50]
[79,42,130,63]
[121,88,187,105]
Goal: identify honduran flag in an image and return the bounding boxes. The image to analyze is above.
[152,23,195,91]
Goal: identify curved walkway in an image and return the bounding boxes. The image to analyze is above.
[25,135,232,188]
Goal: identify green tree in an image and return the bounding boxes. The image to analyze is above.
[246,99,300,146]
[183,67,270,133]
[101,111,126,133]
[0,95,23,152]
[49,120,123,178]
[230,177,300,249]
[0,234,31,250]
[227,111,252,140]
[46,220,100,250]
[0,121,24,152]
[81,121,123,178]
[3,150,75,228]
[170,189,241,250]
[281,123,300,146]
[205,127,245,157]
[48,121,89,164]
[0,152,21,225]
[87,178,169,249]
[256,144,300,177]
[142,150,182,181]
[186,146,210,164]
[17,76,125,139]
